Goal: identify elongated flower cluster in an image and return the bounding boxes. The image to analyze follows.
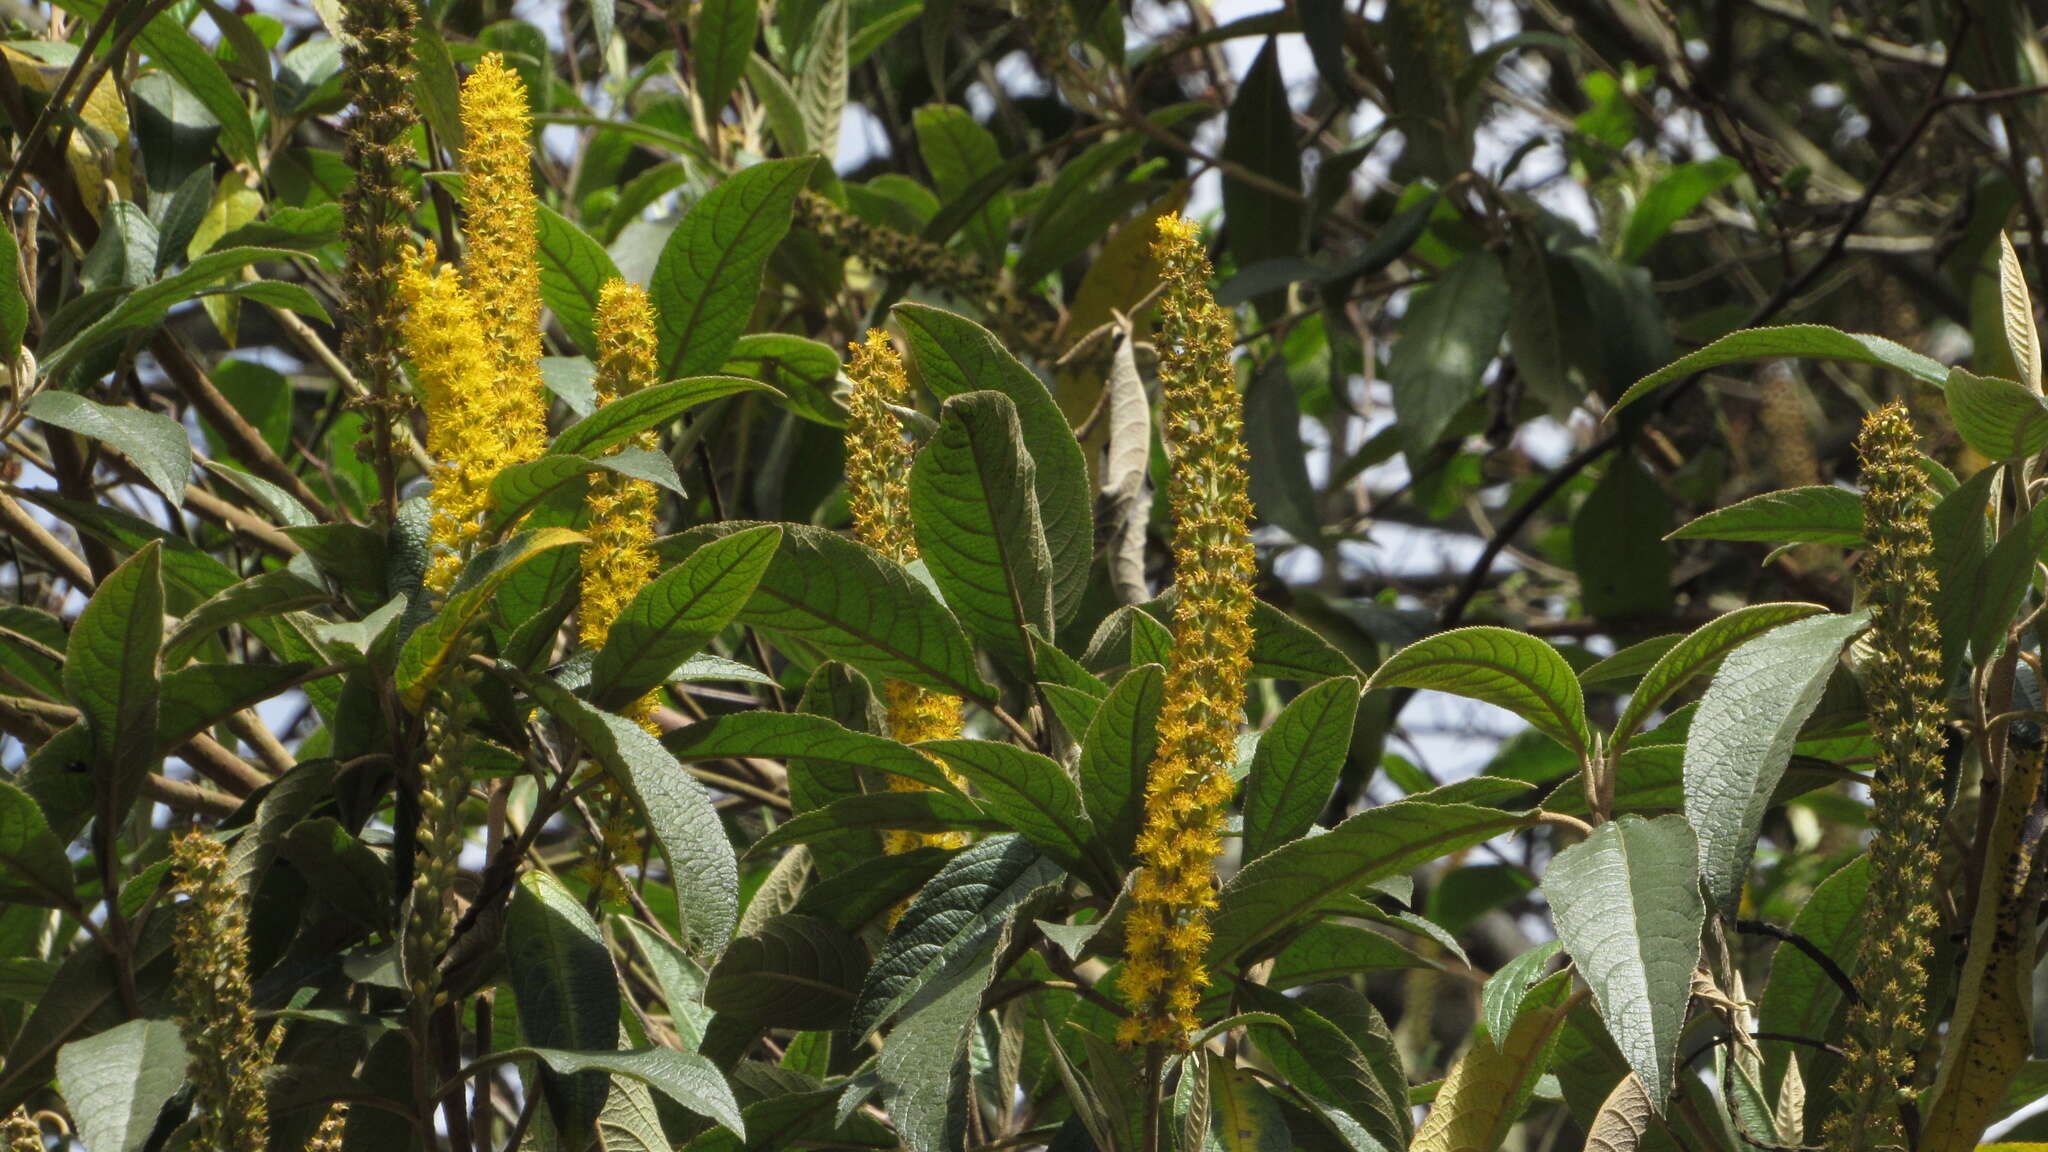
[404,640,478,1005]
[397,53,549,590]
[338,0,419,516]
[799,195,1057,360]
[1824,403,1949,1151]
[171,832,271,1152]
[578,280,661,659]
[1118,216,1256,1048]
[306,1105,347,1152]
[844,331,967,852]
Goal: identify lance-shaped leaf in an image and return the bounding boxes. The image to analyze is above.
[1482,939,1564,1046]
[0,781,76,910]
[1365,626,1592,758]
[395,528,585,711]
[589,525,781,709]
[1241,676,1359,863]
[678,522,993,700]
[1612,602,1829,750]
[1411,969,1576,1151]
[1683,611,1863,913]
[1613,325,1948,415]
[651,157,816,379]
[64,541,163,816]
[703,913,867,1030]
[507,669,739,959]
[909,391,1054,665]
[1945,365,2048,461]
[746,790,1003,857]
[488,448,685,530]
[1667,485,1867,548]
[495,1047,743,1139]
[27,392,192,506]
[550,376,769,457]
[55,1018,188,1152]
[2002,232,2041,392]
[847,835,1061,1038]
[1544,814,1705,1111]
[1207,801,1536,967]
[919,738,1098,884]
[1076,662,1164,869]
[506,871,620,1138]
[894,304,1092,622]
[665,710,959,793]
[534,204,622,357]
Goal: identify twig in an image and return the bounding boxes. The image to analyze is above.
[1734,918,1860,1005]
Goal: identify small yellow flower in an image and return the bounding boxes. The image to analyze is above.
[1120,215,1256,1048]
[844,330,967,852]
[397,252,508,590]
[578,279,662,657]
[457,53,547,469]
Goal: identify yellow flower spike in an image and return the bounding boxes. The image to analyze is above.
[171,831,271,1152]
[1121,215,1256,1049]
[1822,403,1950,1152]
[457,52,548,471]
[844,330,967,852]
[398,250,504,591]
[579,280,663,691]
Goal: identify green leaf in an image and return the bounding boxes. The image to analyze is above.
[213,204,344,252]
[1683,611,1863,913]
[590,525,781,708]
[1612,602,1830,750]
[59,0,257,164]
[0,224,23,361]
[847,835,1061,1037]
[790,846,952,933]
[1134,595,1358,681]
[1364,626,1591,758]
[508,670,740,959]
[1667,485,1866,548]
[164,565,328,667]
[693,0,757,113]
[747,790,1002,857]
[550,376,770,457]
[724,332,845,426]
[395,528,585,710]
[506,871,621,1136]
[1207,800,1535,966]
[1619,157,1739,264]
[1574,453,1673,620]
[1613,325,1947,416]
[796,0,848,156]
[666,710,957,792]
[1221,39,1301,315]
[1482,939,1564,1046]
[1757,856,1867,1095]
[1241,676,1359,863]
[536,204,624,357]
[919,739,1098,883]
[1544,814,1705,1110]
[893,304,1092,623]
[909,390,1054,664]
[1946,365,2048,461]
[155,661,320,753]
[0,780,77,909]
[64,541,164,816]
[26,392,192,505]
[500,1047,743,1139]
[40,247,301,377]
[1075,662,1164,870]
[1410,970,1574,1152]
[54,1018,188,1152]
[488,448,683,532]
[1240,982,1409,1150]
[679,522,994,700]
[1205,1051,1294,1152]
[1388,248,1510,455]
[651,157,816,380]
[0,913,172,1114]
[912,104,1008,264]
[703,913,867,1029]
[744,54,809,155]
[876,930,996,1152]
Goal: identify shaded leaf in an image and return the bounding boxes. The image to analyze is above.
[1614,325,1947,415]
[651,157,816,379]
